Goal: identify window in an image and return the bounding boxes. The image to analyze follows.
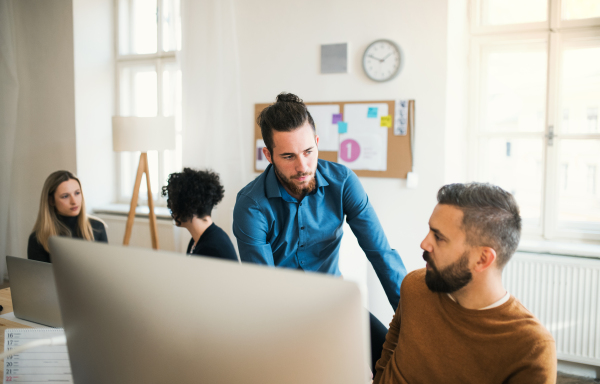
[115,0,182,204]
[470,0,600,241]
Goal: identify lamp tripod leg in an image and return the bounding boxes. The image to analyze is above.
[143,154,160,250]
[123,153,146,246]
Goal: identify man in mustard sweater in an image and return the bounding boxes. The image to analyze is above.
[374,183,556,384]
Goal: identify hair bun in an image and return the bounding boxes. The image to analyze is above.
[276,92,303,104]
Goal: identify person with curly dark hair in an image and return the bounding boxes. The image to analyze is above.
[161,168,238,261]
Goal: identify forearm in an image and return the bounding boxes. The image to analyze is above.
[236,238,275,266]
[348,208,406,308]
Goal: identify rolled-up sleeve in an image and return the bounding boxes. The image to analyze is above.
[343,170,406,309]
[233,194,275,266]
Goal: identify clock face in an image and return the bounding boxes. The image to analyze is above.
[362,40,401,82]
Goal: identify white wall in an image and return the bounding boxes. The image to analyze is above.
[182,0,449,325]
[73,0,115,209]
[6,0,77,266]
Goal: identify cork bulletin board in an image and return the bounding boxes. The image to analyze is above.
[254,100,415,179]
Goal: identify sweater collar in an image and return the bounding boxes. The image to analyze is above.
[58,214,80,233]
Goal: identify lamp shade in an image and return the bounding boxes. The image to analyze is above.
[112,116,176,152]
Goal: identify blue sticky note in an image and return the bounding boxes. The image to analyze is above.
[337,121,348,133]
[367,107,378,118]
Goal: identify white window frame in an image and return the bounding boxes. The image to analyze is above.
[114,0,180,206]
[469,0,600,244]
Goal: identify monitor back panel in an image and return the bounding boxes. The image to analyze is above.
[6,256,62,327]
[49,237,369,384]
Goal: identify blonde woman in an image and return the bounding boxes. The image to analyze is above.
[27,170,107,263]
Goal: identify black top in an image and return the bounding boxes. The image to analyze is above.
[186,223,238,262]
[27,215,108,263]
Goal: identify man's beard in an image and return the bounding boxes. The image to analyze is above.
[423,251,472,293]
[272,161,316,197]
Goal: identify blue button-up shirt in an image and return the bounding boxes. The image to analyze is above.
[232,159,406,309]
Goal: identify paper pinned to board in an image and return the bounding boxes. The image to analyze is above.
[337,121,348,133]
[338,103,388,171]
[332,113,343,124]
[380,115,392,128]
[367,107,378,118]
[306,104,340,151]
[255,139,270,171]
[394,100,409,136]
[338,134,387,171]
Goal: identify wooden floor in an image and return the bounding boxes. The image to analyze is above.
[558,373,600,383]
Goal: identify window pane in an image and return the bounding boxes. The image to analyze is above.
[119,65,157,117]
[119,0,157,55]
[481,44,547,133]
[478,138,544,227]
[162,0,181,52]
[162,63,182,189]
[559,46,600,134]
[480,0,547,25]
[162,63,181,120]
[557,140,600,232]
[562,0,600,20]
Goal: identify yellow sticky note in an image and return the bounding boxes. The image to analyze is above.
[380,115,392,128]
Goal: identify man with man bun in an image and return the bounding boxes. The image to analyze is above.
[233,93,406,371]
[374,183,556,383]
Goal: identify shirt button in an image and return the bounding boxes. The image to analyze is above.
[299,203,302,206]
[300,244,304,247]
[301,261,305,265]
[301,227,305,230]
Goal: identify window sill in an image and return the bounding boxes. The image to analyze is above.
[518,239,600,259]
[93,204,173,221]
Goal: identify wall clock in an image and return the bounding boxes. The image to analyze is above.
[362,39,402,82]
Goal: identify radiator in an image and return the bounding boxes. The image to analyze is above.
[503,252,600,366]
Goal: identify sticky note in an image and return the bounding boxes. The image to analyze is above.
[337,121,348,133]
[380,115,392,128]
[367,107,378,118]
[332,113,343,124]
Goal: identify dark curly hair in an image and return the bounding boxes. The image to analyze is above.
[257,92,316,154]
[161,168,225,225]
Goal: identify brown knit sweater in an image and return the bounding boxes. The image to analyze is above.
[374,269,556,384]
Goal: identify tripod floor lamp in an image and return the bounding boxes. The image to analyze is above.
[112,116,176,250]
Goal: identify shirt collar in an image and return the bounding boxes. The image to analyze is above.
[265,164,329,200]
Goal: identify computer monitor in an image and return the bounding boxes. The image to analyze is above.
[6,256,62,327]
[49,237,369,384]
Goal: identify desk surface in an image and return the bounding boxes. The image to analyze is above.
[0,288,33,377]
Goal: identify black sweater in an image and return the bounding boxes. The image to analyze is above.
[27,215,108,263]
[186,223,238,262]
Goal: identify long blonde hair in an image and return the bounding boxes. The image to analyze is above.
[33,170,95,252]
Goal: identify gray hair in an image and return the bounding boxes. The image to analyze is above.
[437,183,521,269]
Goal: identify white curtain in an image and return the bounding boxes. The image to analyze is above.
[180,0,251,239]
[0,0,19,279]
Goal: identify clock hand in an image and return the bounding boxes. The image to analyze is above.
[382,52,393,61]
[367,54,384,63]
